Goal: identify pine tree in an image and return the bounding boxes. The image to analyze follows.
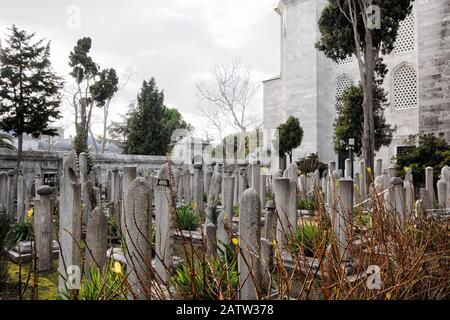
[119,78,191,155]
[0,25,63,169]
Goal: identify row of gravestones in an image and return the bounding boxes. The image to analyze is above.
[13,149,450,299]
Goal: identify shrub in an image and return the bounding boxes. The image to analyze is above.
[296,153,327,175]
[173,249,238,300]
[7,216,32,247]
[176,204,200,231]
[59,263,127,300]
[395,134,450,189]
[297,197,316,211]
[233,204,239,217]
[290,223,325,257]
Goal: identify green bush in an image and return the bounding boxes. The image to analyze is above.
[176,204,200,231]
[290,223,325,257]
[297,197,316,211]
[173,249,238,300]
[395,134,450,189]
[353,207,371,228]
[59,264,127,300]
[7,217,32,247]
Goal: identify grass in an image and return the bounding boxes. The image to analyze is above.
[2,260,59,300]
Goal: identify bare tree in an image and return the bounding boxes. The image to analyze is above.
[99,68,133,153]
[196,58,260,139]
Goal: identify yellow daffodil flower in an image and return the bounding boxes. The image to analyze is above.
[112,261,123,275]
[27,208,33,218]
[231,238,238,246]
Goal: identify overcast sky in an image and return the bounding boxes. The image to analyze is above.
[0,0,281,141]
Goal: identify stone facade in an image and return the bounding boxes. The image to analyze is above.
[264,0,450,169]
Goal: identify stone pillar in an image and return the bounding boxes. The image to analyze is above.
[251,161,261,201]
[112,168,120,203]
[345,159,352,178]
[389,177,406,228]
[204,167,213,199]
[238,188,262,300]
[273,178,291,249]
[6,170,15,222]
[404,180,415,218]
[154,164,175,285]
[233,169,239,206]
[58,150,82,292]
[0,172,7,208]
[182,168,191,204]
[264,200,277,243]
[35,186,55,272]
[17,162,25,223]
[359,160,366,201]
[425,167,434,208]
[238,168,246,205]
[124,177,153,300]
[193,161,204,213]
[206,223,217,256]
[260,174,268,209]
[437,179,448,209]
[85,207,107,275]
[206,173,222,225]
[375,158,383,177]
[122,166,137,234]
[335,179,353,261]
[177,167,184,202]
[442,166,450,206]
[217,176,235,251]
[34,164,43,199]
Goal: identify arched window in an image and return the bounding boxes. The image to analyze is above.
[393,64,418,110]
[394,13,415,54]
[335,74,353,106]
[336,56,354,66]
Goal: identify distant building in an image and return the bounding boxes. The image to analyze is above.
[264,0,450,169]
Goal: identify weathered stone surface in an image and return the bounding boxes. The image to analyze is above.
[273,178,291,249]
[375,158,383,178]
[193,162,204,213]
[35,185,55,271]
[154,163,175,285]
[6,170,15,222]
[334,179,353,261]
[17,162,25,223]
[437,179,448,209]
[182,168,191,203]
[206,173,222,225]
[85,207,107,275]
[122,167,137,234]
[217,176,235,251]
[425,167,434,207]
[238,188,262,300]
[79,152,91,225]
[58,150,82,292]
[124,177,153,300]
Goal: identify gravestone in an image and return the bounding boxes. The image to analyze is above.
[122,167,137,234]
[334,179,353,261]
[238,188,262,300]
[58,150,82,292]
[273,178,291,249]
[217,176,235,252]
[17,162,25,223]
[124,177,153,299]
[154,164,175,285]
[34,164,43,199]
[425,167,434,207]
[85,206,107,276]
[182,168,191,204]
[193,160,204,213]
[0,172,7,209]
[7,170,15,222]
[437,179,448,209]
[79,152,91,224]
[35,185,55,271]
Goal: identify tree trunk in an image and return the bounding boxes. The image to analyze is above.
[362,31,376,189]
[17,133,23,171]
